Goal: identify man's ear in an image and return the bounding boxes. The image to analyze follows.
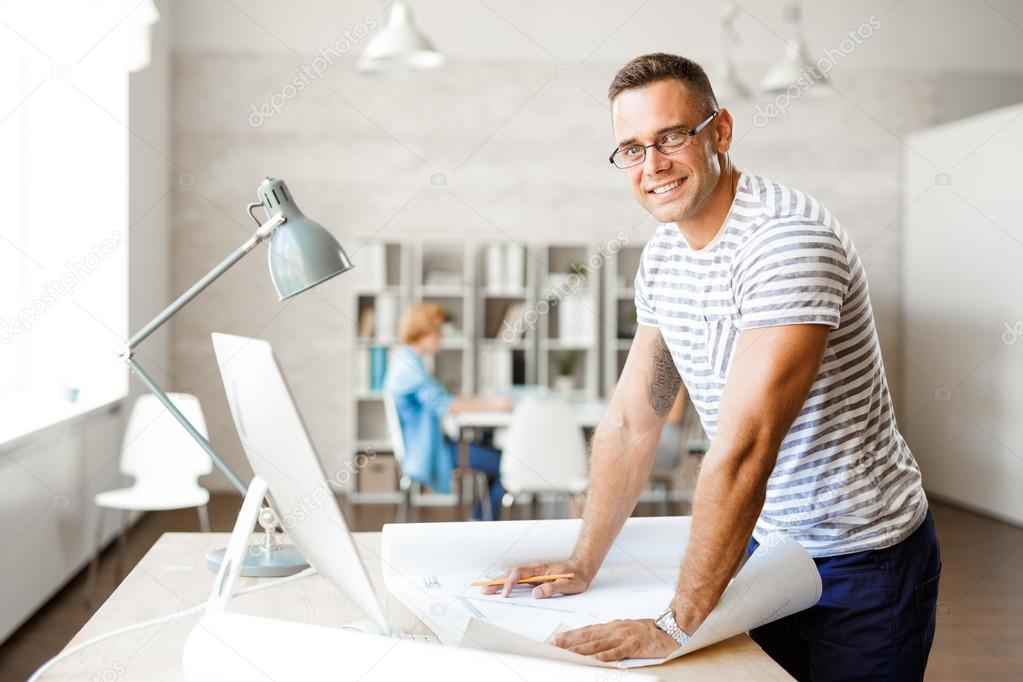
[714,108,734,154]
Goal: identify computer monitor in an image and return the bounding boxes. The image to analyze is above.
[210,332,390,633]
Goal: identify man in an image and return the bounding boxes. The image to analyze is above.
[484,53,940,681]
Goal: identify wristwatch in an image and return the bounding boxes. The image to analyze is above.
[654,607,691,647]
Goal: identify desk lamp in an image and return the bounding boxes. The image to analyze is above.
[119,177,353,576]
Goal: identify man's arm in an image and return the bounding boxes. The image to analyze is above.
[553,323,829,661]
[559,324,683,585]
[486,323,681,597]
[671,323,828,634]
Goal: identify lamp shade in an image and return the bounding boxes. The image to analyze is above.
[254,178,353,301]
[357,0,443,72]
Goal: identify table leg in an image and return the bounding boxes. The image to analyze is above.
[459,427,471,521]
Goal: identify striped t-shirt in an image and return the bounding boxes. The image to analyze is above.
[635,172,927,557]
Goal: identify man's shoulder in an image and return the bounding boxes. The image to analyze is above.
[736,173,843,252]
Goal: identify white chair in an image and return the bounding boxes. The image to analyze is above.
[382,392,491,522]
[87,393,213,601]
[500,396,589,518]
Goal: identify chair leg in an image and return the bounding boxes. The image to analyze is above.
[115,509,129,581]
[397,481,410,523]
[85,506,106,609]
[477,473,493,521]
[197,504,211,533]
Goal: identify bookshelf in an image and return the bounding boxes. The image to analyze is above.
[536,244,601,398]
[412,241,475,394]
[603,244,644,394]
[348,239,617,502]
[476,241,536,392]
[350,240,409,504]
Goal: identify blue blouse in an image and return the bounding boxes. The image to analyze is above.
[382,345,455,493]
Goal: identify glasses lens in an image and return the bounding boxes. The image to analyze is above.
[613,146,644,168]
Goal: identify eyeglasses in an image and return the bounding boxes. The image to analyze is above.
[608,110,720,169]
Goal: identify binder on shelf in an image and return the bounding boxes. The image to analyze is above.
[504,244,524,291]
[375,293,399,341]
[357,242,387,290]
[485,243,505,291]
[369,346,388,392]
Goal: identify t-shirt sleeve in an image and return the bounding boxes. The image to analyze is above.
[633,242,659,327]
[733,221,851,330]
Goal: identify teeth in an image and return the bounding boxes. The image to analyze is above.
[652,179,683,194]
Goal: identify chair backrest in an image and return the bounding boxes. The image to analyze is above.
[381,392,408,467]
[120,393,212,490]
[500,396,588,494]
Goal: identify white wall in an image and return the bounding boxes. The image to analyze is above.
[169,0,1023,72]
[0,0,174,644]
[165,0,1023,507]
[902,102,1023,525]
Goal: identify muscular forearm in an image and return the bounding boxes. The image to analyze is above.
[670,441,774,634]
[571,411,662,577]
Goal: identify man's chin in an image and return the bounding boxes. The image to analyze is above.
[645,201,689,224]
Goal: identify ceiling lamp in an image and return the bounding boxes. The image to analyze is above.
[759,1,827,94]
[358,0,444,73]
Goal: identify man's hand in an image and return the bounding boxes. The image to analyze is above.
[480,559,592,598]
[553,619,678,662]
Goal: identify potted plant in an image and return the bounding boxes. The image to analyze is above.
[555,351,579,393]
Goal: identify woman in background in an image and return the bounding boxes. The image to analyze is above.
[383,302,511,520]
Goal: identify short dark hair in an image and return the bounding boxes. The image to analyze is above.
[608,53,718,115]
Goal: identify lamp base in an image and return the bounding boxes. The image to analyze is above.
[206,544,309,577]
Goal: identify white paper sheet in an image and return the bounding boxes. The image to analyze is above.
[381,516,822,669]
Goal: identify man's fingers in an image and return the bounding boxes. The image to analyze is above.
[593,645,630,662]
[499,563,547,598]
[565,638,616,657]
[532,577,578,599]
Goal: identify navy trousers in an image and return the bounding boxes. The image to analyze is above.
[747,508,941,681]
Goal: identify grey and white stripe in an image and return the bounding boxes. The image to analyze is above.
[635,172,926,558]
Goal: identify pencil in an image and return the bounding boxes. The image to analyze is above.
[471,573,575,587]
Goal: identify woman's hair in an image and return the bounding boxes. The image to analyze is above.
[399,302,445,344]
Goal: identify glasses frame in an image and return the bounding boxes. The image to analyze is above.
[608,110,720,169]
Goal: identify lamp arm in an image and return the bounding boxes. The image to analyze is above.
[127,357,248,495]
[119,210,286,497]
[124,211,285,351]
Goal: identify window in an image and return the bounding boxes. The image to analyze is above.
[0,2,156,441]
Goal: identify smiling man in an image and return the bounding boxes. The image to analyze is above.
[484,54,941,681]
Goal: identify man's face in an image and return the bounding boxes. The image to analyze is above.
[611,79,723,224]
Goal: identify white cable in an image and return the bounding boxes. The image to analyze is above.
[27,566,318,682]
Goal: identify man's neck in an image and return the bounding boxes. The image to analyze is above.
[674,158,739,251]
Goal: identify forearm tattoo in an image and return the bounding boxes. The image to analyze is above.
[649,332,681,416]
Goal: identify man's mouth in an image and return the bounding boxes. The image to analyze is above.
[648,177,687,198]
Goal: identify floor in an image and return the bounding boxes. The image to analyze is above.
[1,497,1020,681]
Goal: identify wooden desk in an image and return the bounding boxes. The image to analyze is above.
[45,533,792,681]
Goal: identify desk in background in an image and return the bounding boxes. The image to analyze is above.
[443,398,607,519]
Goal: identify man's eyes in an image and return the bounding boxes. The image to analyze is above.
[661,131,687,146]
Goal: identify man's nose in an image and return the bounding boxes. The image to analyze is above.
[643,146,672,175]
